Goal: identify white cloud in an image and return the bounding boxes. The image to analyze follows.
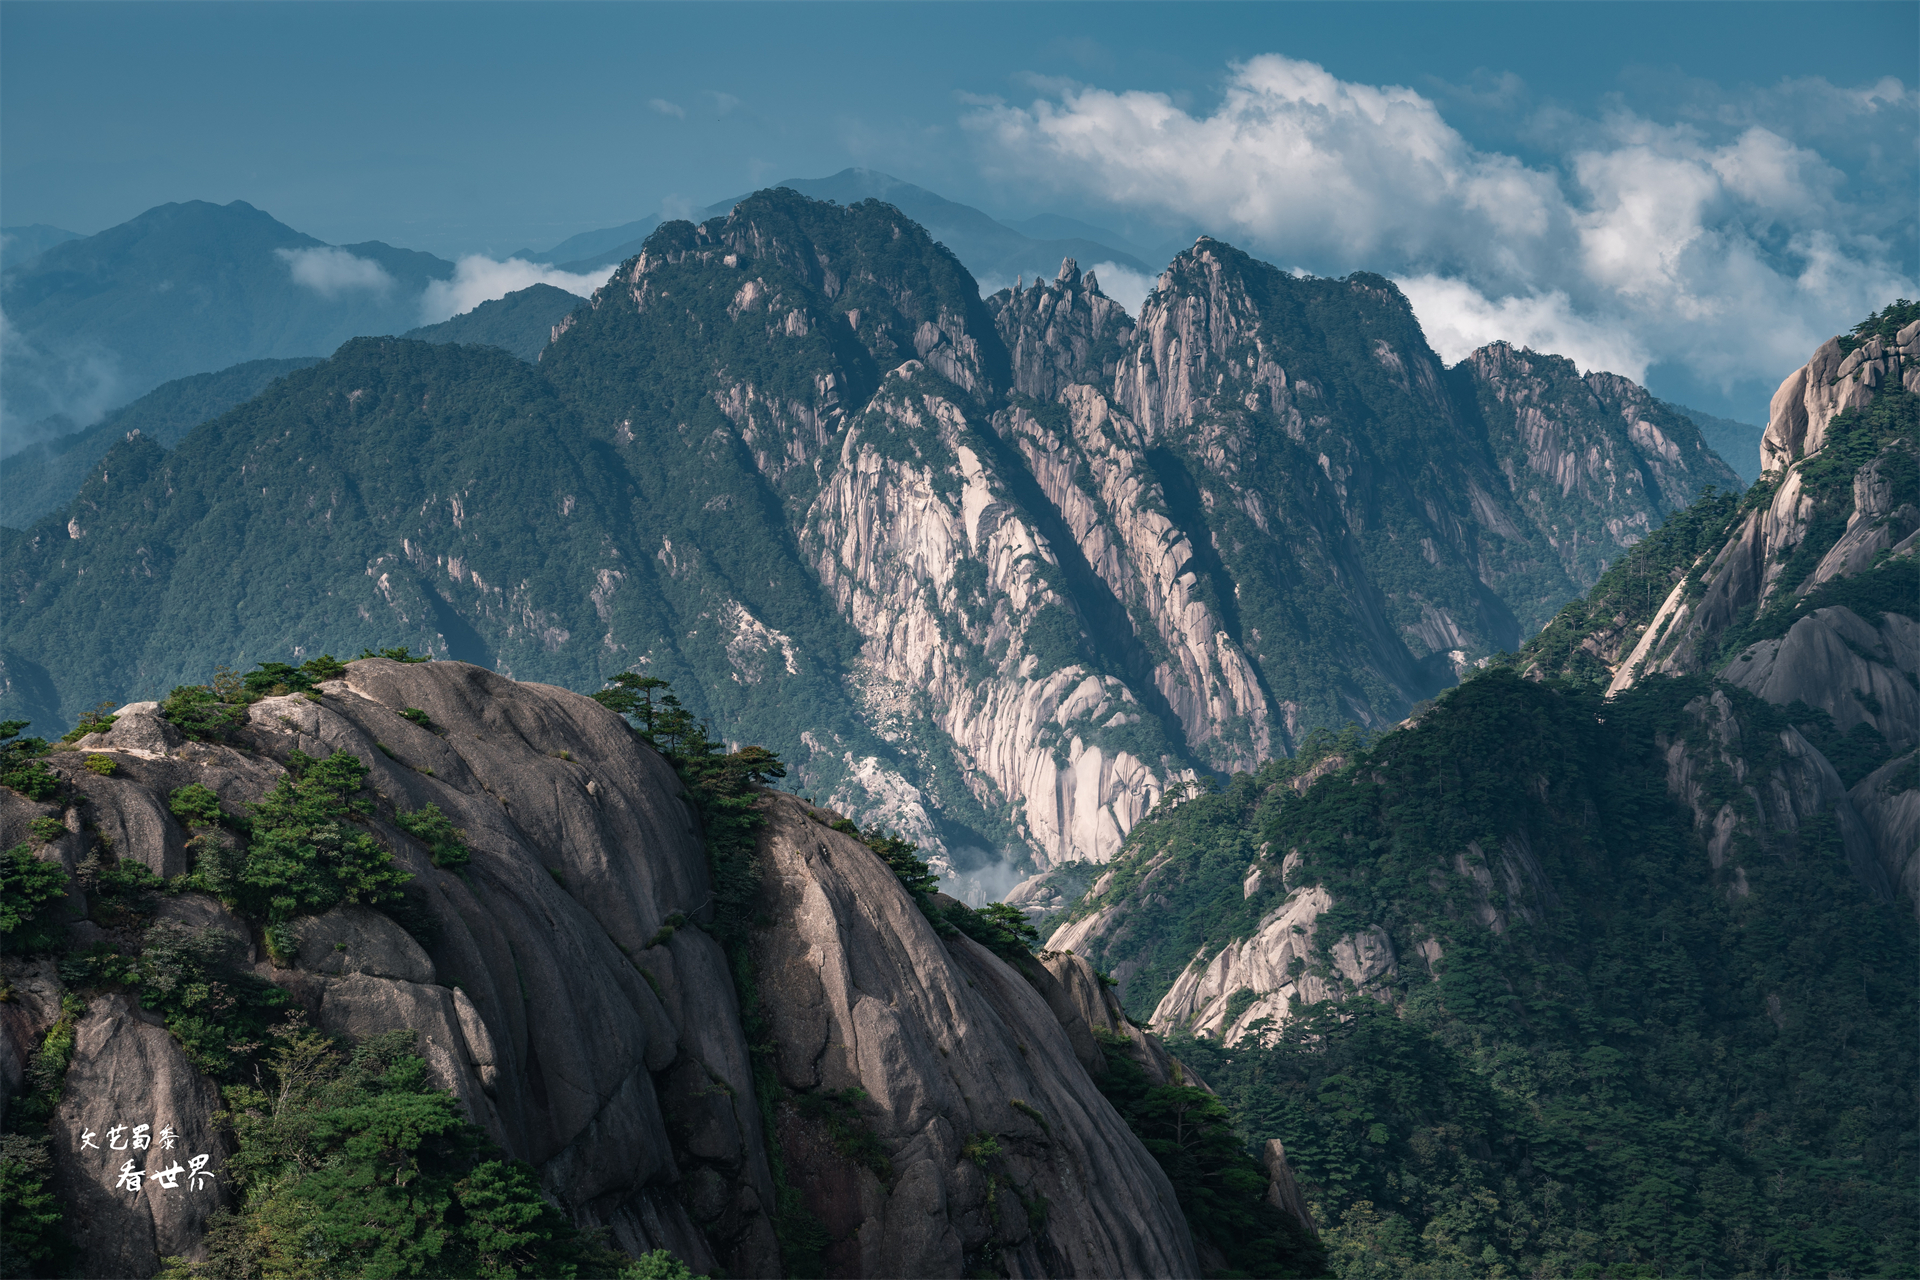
[967,56,1916,388]
[417,256,616,326]
[1085,261,1155,317]
[1395,276,1650,379]
[0,305,123,444]
[648,98,685,118]
[274,246,394,297]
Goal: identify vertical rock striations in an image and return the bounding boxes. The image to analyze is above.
[5,191,1742,878]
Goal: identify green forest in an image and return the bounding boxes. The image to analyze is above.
[1063,667,1916,1278]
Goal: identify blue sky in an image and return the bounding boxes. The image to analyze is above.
[3,1,1915,422]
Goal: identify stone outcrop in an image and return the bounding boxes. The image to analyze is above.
[49,995,233,1278]
[752,797,1198,1277]
[3,658,1207,1278]
[1760,320,1920,474]
[987,259,1134,401]
[1598,316,1917,912]
[1851,751,1920,904]
[1262,1139,1318,1239]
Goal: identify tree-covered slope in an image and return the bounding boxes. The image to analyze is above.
[400,282,582,361]
[1050,669,1916,1277]
[0,357,324,530]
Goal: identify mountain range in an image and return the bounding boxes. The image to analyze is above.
[2,188,1738,893]
[1036,299,1918,1276]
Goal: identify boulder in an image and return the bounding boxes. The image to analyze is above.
[49,994,232,1278]
[1262,1138,1319,1239]
[753,793,1199,1278]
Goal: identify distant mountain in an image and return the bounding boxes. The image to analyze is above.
[0,223,84,271]
[401,282,581,361]
[2,189,1738,888]
[0,199,453,435]
[514,216,659,265]
[1672,403,1765,483]
[1003,213,1159,262]
[750,168,1153,288]
[0,356,324,530]
[544,169,1154,287]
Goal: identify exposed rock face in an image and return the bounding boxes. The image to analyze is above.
[1601,316,1917,910]
[1852,751,1920,903]
[7,191,1743,887]
[49,995,233,1277]
[13,660,782,1277]
[7,658,1207,1277]
[987,259,1134,401]
[1723,608,1919,751]
[750,795,1198,1277]
[1761,320,1920,473]
[1462,343,1740,590]
[1261,1139,1318,1239]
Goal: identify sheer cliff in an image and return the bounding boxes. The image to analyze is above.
[1029,306,1918,1278]
[3,189,1737,882]
[0,658,1204,1278]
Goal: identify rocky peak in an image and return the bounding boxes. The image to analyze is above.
[1762,318,1920,473]
[986,256,1135,401]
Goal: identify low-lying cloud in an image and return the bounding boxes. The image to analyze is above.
[0,306,123,453]
[417,257,616,326]
[1085,261,1155,316]
[968,56,1916,393]
[275,246,394,297]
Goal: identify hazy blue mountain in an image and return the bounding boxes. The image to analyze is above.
[0,199,453,437]
[758,169,1152,288]
[401,282,581,361]
[0,356,324,529]
[1672,402,1765,483]
[542,169,1157,288]
[514,215,660,265]
[1003,212,1160,262]
[0,223,84,271]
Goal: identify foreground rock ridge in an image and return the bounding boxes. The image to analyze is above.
[5,188,1737,883]
[1,659,1217,1277]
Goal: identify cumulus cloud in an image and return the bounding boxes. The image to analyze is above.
[417,256,616,326]
[274,246,395,297]
[967,56,1916,390]
[648,98,685,118]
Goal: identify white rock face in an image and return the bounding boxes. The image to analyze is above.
[1003,387,1274,771]
[1148,887,1345,1042]
[800,366,1185,867]
[1761,327,1920,474]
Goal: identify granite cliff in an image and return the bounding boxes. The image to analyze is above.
[1018,308,1916,1276]
[1,658,1235,1277]
[4,189,1737,887]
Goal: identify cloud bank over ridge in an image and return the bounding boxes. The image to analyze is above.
[968,55,1916,391]
[417,256,615,326]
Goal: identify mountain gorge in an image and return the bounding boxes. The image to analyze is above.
[3,188,1738,887]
